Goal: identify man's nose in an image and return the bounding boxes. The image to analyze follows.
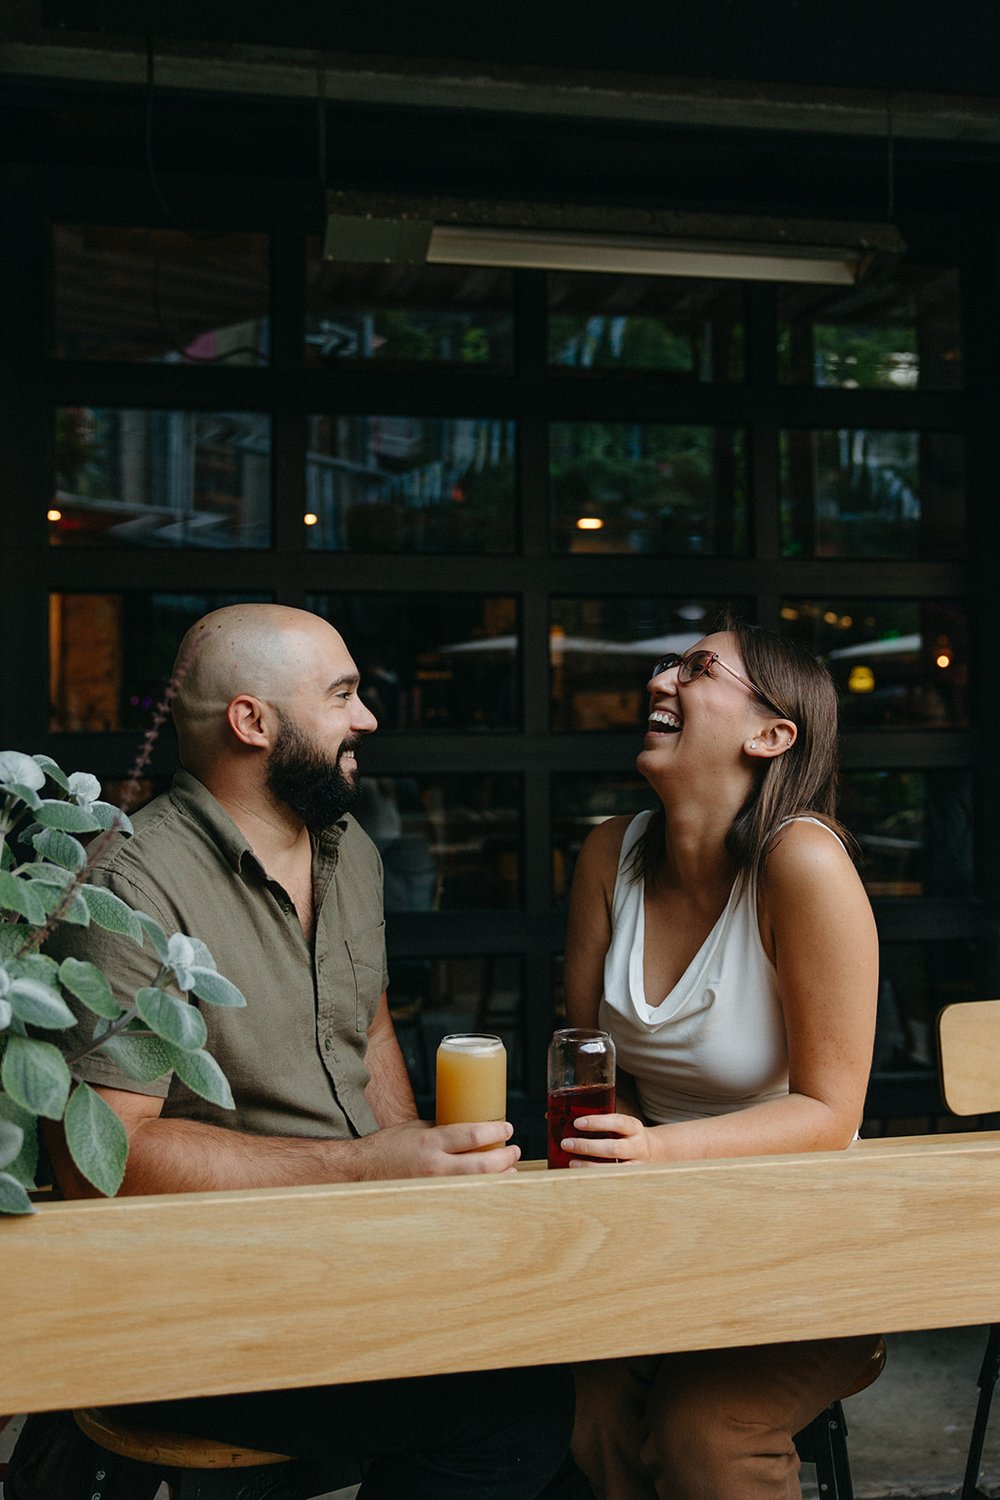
[353,696,378,733]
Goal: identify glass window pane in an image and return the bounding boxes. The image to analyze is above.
[839,769,973,900]
[779,599,970,728]
[305,247,513,367]
[53,226,269,365]
[548,272,744,379]
[550,597,749,731]
[306,415,516,553]
[49,590,271,732]
[308,594,518,732]
[550,422,747,555]
[779,428,964,559]
[52,408,272,549]
[551,772,656,905]
[388,956,526,1098]
[777,267,961,391]
[875,941,982,1076]
[355,774,521,911]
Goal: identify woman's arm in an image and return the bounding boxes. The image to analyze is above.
[564,821,878,1164]
[562,816,628,1029]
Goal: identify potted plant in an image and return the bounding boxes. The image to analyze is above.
[0,749,244,1214]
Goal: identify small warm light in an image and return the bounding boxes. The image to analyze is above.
[47,508,62,522]
[840,615,853,629]
[823,610,839,625]
[303,512,319,526]
[935,651,952,669]
[848,665,876,695]
[576,516,604,531]
[780,606,799,621]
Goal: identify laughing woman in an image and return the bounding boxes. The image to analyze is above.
[563,619,880,1500]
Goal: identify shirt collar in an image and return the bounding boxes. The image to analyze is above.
[170,769,348,876]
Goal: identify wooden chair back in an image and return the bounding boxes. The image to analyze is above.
[937,1000,1000,1117]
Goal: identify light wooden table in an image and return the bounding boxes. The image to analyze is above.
[5,1131,1000,1415]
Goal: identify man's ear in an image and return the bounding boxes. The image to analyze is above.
[745,718,797,760]
[226,694,273,749]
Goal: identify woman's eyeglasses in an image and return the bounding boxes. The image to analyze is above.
[651,651,786,717]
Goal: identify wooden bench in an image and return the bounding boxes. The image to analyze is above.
[4,1131,1000,1415]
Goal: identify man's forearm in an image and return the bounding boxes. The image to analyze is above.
[119,1116,376,1194]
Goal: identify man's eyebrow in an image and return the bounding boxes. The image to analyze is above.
[326,673,359,694]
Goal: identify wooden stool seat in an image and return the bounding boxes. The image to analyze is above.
[840,1336,887,1400]
[74,1405,292,1469]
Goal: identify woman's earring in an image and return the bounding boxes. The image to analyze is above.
[749,741,757,750]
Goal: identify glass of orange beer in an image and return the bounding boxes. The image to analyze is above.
[435,1033,507,1141]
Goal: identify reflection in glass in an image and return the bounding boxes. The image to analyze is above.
[53,408,272,549]
[53,226,269,365]
[305,251,513,366]
[355,774,520,911]
[551,773,656,905]
[779,599,969,729]
[548,273,744,379]
[306,415,516,552]
[777,267,961,390]
[550,597,743,731]
[550,422,747,556]
[779,429,963,559]
[49,591,271,732]
[387,956,525,1097]
[839,769,973,900]
[308,593,518,732]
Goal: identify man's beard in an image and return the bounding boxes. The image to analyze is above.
[266,712,361,833]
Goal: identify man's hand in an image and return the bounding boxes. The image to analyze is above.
[354,1119,521,1179]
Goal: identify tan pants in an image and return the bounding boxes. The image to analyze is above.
[572,1334,880,1500]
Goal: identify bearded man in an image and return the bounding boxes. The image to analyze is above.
[41,603,573,1500]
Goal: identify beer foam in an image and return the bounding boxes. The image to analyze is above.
[439,1034,503,1054]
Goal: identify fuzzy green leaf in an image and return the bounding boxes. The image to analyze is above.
[0,870,47,924]
[97,1030,173,1083]
[23,862,77,888]
[164,1042,234,1109]
[64,1082,128,1197]
[58,957,121,1018]
[31,826,87,871]
[33,755,70,792]
[136,912,169,962]
[190,967,246,1008]
[0,997,11,1030]
[0,1170,33,1214]
[8,978,76,1029]
[0,1093,38,1186]
[0,1116,23,1170]
[1,1035,72,1119]
[136,987,207,1051]
[89,802,133,835]
[34,800,102,833]
[4,783,42,810]
[80,886,143,943]
[0,752,46,792]
[59,891,92,926]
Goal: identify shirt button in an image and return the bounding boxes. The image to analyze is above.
[324,1037,332,1051]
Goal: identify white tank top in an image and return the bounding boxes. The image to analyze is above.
[597,809,841,1125]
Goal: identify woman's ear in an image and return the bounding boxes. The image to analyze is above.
[745,719,797,759]
[225,694,272,750]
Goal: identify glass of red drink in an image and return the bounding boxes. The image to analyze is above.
[546,1028,616,1168]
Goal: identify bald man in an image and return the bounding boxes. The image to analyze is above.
[43,605,574,1500]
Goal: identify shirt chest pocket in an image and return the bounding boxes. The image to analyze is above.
[346,925,385,1032]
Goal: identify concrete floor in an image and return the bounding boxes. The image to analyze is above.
[3,1326,998,1498]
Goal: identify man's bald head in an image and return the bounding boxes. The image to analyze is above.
[172,605,350,770]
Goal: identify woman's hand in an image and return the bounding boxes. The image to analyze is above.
[562,1112,654,1166]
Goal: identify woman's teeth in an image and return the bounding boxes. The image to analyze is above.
[648,711,681,734]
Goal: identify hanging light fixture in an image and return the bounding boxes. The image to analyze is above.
[323,192,905,287]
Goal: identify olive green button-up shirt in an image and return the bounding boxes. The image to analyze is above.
[49,770,386,1140]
